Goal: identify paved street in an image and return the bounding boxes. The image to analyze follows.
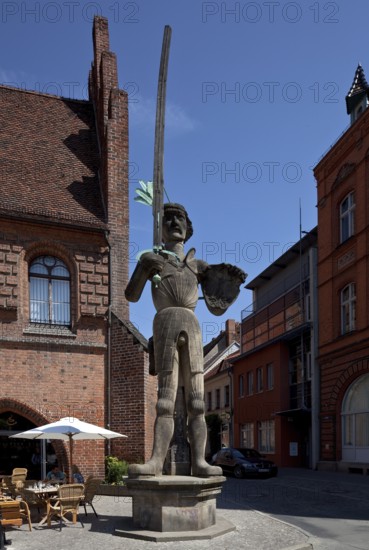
[220,468,369,550]
[4,468,369,550]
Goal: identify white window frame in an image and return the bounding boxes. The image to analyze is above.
[341,373,369,462]
[258,420,275,454]
[240,422,254,448]
[29,255,71,326]
[340,192,355,243]
[341,283,356,335]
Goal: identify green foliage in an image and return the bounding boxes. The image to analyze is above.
[105,455,129,485]
[134,180,153,206]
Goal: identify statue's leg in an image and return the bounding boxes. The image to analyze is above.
[128,358,178,477]
[183,370,223,478]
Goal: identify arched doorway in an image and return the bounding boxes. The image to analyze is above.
[341,373,369,462]
[0,411,38,475]
[0,410,61,478]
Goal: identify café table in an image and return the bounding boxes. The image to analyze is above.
[24,485,58,526]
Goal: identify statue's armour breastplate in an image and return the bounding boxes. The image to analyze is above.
[152,259,198,312]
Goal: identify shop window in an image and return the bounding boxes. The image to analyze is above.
[29,256,70,325]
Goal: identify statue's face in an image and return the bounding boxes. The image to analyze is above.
[162,210,187,243]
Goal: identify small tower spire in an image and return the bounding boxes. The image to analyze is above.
[346,64,369,123]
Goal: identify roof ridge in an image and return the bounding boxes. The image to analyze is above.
[0,83,91,104]
[111,312,148,350]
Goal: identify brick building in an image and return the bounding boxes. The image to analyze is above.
[0,16,155,479]
[231,228,318,468]
[314,64,369,472]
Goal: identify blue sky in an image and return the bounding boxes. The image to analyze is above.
[0,1,366,341]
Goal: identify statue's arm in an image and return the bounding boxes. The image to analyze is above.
[196,259,211,281]
[125,252,165,303]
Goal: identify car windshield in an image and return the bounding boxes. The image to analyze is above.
[238,449,261,459]
[232,450,247,459]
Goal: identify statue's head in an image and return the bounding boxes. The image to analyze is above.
[163,203,193,243]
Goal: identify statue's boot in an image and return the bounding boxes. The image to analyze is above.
[189,415,223,477]
[128,416,173,477]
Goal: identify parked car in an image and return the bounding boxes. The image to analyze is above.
[211,447,278,478]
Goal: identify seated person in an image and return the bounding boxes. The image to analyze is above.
[45,465,66,484]
[72,464,84,484]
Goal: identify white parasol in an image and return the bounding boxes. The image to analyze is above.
[10,416,127,482]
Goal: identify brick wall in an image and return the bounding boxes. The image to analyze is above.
[109,313,156,463]
[0,219,108,478]
[315,102,369,462]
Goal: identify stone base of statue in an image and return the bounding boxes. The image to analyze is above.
[114,475,235,542]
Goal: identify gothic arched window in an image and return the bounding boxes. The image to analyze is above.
[29,256,70,326]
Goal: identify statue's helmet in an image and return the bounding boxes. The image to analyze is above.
[163,203,193,242]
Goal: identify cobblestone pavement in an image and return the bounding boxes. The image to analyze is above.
[4,491,310,550]
[9,467,369,550]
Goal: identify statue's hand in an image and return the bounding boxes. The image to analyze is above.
[139,252,165,277]
[222,264,247,283]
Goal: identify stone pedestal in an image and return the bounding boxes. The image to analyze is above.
[115,475,235,542]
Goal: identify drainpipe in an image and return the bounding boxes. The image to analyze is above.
[105,231,112,457]
[309,246,319,469]
[227,366,234,447]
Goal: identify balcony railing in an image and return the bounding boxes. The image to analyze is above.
[241,289,310,353]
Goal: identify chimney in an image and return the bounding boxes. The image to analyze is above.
[225,319,237,346]
[89,15,130,319]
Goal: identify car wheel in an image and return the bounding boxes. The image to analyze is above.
[234,465,243,479]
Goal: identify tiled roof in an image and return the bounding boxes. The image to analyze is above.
[204,347,239,380]
[0,85,105,228]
